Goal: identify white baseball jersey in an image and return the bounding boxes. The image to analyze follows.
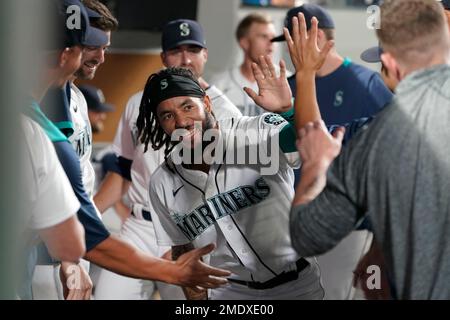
[95,85,242,300]
[149,114,315,284]
[210,66,291,117]
[69,83,96,199]
[112,85,242,218]
[20,115,80,246]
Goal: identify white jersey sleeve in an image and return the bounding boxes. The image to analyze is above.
[205,85,242,120]
[148,167,192,246]
[229,113,300,170]
[112,91,143,160]
[21,116,80,230]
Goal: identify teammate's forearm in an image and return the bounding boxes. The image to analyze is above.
[293,161,329,206]
[85,235,177,284]
[173,244,208,300]
[94,172,127,213]
[294,71,322,130]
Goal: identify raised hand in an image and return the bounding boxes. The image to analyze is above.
[244,55,292,114]
[173,243,231,290]
[296,120,345,168]
[284,13,334,74]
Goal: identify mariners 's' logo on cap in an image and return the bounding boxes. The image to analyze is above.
[180,22,190,37]
[161,79,169,90]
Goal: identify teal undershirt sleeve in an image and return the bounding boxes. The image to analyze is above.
[278,107,297,153]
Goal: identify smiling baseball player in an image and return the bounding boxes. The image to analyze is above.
[137,63,325,300]
[94,19,241,300]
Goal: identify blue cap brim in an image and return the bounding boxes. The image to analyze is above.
[360,46,382,63]
[83,26,109,47]
[164,39,206,51]
[271,34,285,42]
[89,102,115,112]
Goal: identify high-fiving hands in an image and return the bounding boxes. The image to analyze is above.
[296,120,345,169]
[284,13,334,74]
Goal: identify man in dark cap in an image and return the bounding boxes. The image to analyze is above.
[361,46,398,92]
[79,85,114,134]
[273,4,392,126]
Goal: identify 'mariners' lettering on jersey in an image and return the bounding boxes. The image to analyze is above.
[171,178,270,241]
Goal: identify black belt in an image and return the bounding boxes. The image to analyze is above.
[228,258,309,290]
[131,209,152,222]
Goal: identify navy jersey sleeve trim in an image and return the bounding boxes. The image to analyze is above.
[53,141,110,251]
[114,156,133,181]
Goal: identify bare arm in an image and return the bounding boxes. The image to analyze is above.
[94,172,130,214]
[39,215,85,262]
[172,244,208,300]
[284,13,334,128]
[85,236,230,289]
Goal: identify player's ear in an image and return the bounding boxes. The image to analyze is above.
[59,48,70,68]
[239,37,249,51]
[202,48,208,62]
[203,95,212,113]
[380,52,402,82]
[160,51,168,67]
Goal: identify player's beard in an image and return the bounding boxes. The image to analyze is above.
[180,111,217,165]
[74,60,98,80]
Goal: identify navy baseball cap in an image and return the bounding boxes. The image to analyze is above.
[62,0,108,48]
[79,85,115,112]
[360,46,383,63]
[161,19,207,52]
[442,0,450,10]
[272,4,335,42]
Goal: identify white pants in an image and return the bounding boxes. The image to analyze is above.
[209,258,324,300]
[94,216,185,300]
[317,230,373,300]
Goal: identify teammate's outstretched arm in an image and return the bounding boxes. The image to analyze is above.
[171,243,208,300]
[284,13,334,129]
[85,236,230,289]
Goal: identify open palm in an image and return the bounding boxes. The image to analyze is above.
[244,55,292,114]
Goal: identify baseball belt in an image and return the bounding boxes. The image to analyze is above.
[131,208,153,222]
[227,258,310,290]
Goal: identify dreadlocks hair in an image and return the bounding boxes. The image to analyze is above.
[136,67,204,157]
